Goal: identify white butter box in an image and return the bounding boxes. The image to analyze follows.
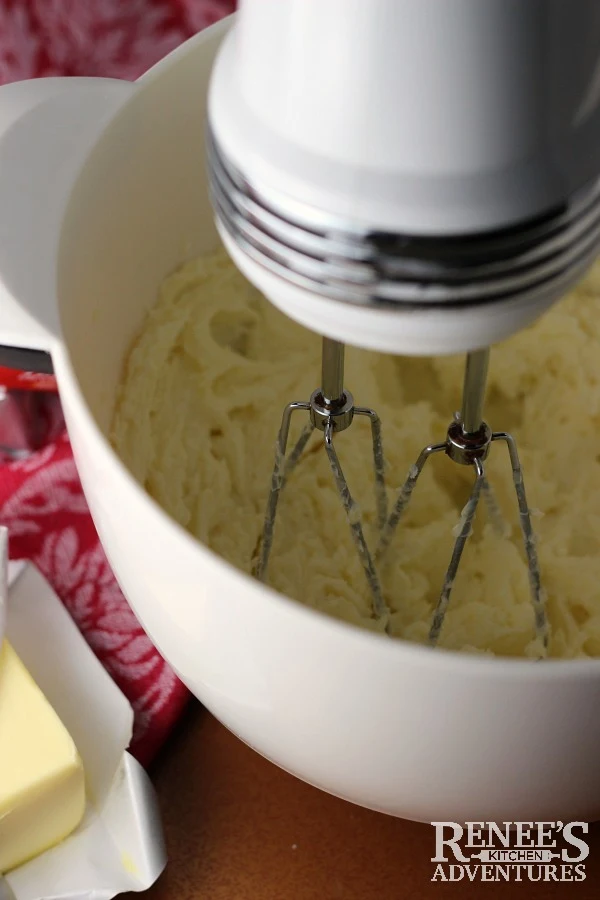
[0,527,167,900]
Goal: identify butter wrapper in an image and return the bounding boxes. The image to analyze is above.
[0,527,167,899]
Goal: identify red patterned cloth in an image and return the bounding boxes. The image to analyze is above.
[0,434,186,765]
[0,0,236,766]
[0,0,235,83]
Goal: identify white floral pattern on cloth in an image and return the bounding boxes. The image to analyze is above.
[0,432,188,764]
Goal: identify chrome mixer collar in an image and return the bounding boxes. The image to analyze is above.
[208,126,600,322]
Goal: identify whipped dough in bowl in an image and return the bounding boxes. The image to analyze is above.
[112,248,600,659]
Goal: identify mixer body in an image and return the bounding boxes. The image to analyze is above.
[0,16,600,824]
[208,0,600,647]
[209,0,600,355]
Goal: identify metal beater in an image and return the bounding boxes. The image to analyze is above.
[377,348,548,649]
[253,336,548,649]
[254,337,390,627]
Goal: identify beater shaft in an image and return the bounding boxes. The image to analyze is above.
[460,351,508,536]
[461,349,489,434]
[321,338,345,404]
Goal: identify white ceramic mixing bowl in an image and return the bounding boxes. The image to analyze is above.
[1,16,600,824]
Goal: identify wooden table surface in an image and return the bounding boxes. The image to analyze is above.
[127,702,600,899]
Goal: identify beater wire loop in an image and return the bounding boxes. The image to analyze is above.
[354,407,388,529]
[428,458,485,646]
[481,478,509,536]
[376,443,445,561]
[254,401,310,583]
[492,432,549,652]
[284,422,315,480]
[324,421,389,623]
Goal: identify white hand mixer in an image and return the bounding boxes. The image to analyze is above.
[207,0,600,650]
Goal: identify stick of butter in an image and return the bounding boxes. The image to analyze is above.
[0,639,86,873]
